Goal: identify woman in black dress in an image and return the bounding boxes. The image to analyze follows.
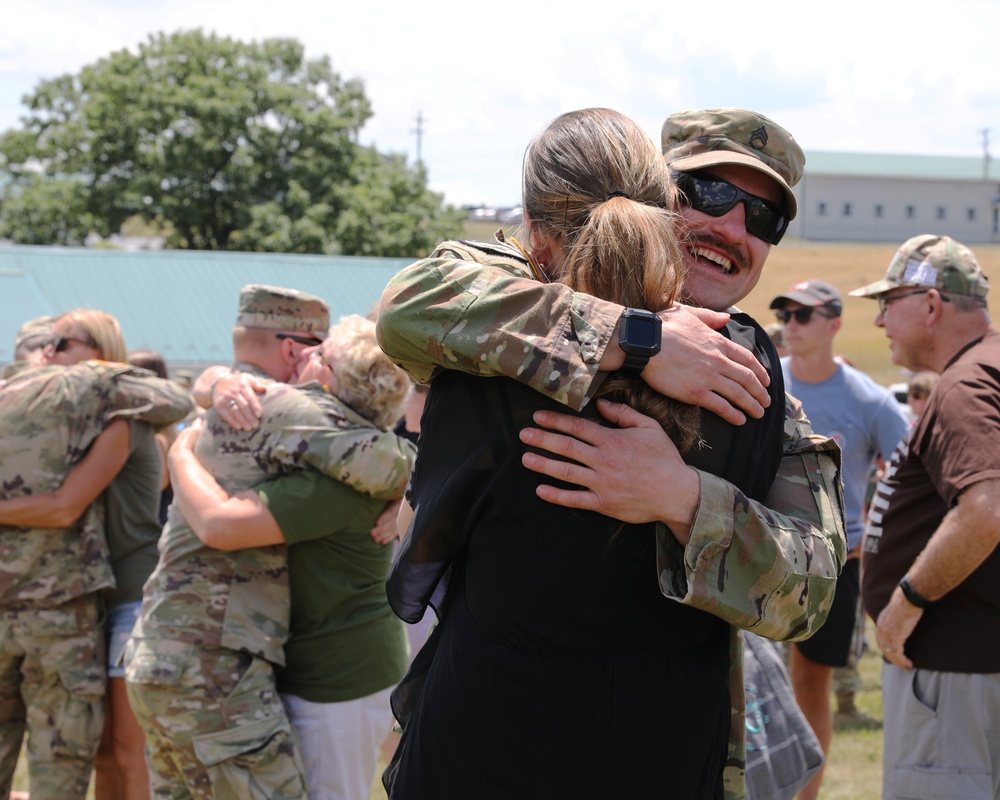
[384,108,732,799]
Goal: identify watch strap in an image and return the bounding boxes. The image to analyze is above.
[620,350,652,374]
[899,574,931,608]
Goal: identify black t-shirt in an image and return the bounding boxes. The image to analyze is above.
[862,330,1000,672]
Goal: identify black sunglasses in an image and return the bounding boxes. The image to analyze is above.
[51,335,99,353]
[775,307,833,325]
[674,172,790,245]
[275,332,324,347]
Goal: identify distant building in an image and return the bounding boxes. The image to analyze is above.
[0,245,413,373]
[790,151,1000,243]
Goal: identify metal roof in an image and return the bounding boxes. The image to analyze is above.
[0,245,415,368]
[804,150,999,181]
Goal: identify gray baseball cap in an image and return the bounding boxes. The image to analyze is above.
[770,280,843,316]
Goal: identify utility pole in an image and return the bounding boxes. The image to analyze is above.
[412,110,425,166]
[981,128,991,180]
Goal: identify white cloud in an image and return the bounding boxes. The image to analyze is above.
[1,0,996,205]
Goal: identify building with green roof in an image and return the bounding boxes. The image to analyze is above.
[789,151,1000,243]
[0,244,414,373]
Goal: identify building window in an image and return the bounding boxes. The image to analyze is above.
[843,203,852,217]
[968,207,977,221]
[874,204,883,218]
[817,202,827,216]
[906,205,915,219]
[936,207,946,220]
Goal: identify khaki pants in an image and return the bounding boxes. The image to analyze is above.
[882,663,1000,799]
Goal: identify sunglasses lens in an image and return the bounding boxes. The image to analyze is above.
[54,337,69,353]
[745,200,788,245]
[776,309,816,324]
[682,175,737,216]
[678,174,788,245]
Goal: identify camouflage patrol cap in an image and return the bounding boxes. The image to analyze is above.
[14,315,55,354]
[850,234,989,300]
[662,108,805,219]
[235,284,330,335]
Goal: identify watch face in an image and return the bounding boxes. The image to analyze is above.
[626,315,660,349]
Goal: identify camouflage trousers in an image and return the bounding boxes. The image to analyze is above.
[125,638,308,800]
[0,593,106,800]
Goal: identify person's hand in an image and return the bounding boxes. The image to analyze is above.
[173,418,203,454]
[518,399,700,542]
[645,304,771,425]
[370,500,402,545]
[875,587,921,670]
[213,373,267,431]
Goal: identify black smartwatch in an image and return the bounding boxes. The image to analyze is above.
[899,574,932,609]
[618,308,662,374]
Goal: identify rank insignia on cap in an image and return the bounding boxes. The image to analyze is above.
[749,125,768,151]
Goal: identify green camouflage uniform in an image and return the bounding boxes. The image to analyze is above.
[0,361,195,800]
[126,363,416,800]
[376,238,847,799]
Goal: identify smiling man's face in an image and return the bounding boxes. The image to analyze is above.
[676,163,783,312]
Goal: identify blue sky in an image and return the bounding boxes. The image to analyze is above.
[3,0,997,207]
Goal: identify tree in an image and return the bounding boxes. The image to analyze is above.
[0,30,463,254]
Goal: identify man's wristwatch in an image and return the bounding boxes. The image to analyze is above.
[899,573,932,608]
[618,308,662,375]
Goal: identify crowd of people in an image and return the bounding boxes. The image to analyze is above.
[0,103,997,800]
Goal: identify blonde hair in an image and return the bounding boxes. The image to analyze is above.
[327,315,410,430]
[59,309,127,363]
[521,108,699,452]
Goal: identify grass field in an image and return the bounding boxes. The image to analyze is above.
[462,218,1000,389]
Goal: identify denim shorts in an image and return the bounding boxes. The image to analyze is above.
[106,600,142,678]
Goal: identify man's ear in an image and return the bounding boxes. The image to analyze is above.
[925,290,948,327]
[279,336,299,365]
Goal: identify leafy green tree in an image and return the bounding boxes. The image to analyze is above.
[0,30,462,254]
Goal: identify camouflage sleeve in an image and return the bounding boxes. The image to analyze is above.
[255,386,417,502]
[376,242,623,411]
[298,427,416,502]
[657,394,847,641]
[104,366,195,428]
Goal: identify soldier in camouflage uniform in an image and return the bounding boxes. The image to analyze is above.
[0,361,194,800]
[125,286,416,800]
[376,109,847,799]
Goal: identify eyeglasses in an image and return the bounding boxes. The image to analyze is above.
[775,307,834,325]
[674,172,790,245]
[876,289,950,316]
[310,349,333,371]
[276,332,324,347]
[51,335,99,353]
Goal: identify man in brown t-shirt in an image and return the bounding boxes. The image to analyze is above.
[851,234,1000,800]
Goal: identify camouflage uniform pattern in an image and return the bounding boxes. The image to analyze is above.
[850,232,990,299]
[662,107,805,219]
[0,361,195,800]
[235,284,330,334]
[376,240,847,799]
[376,238,621,411]
[127,362,416,800]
